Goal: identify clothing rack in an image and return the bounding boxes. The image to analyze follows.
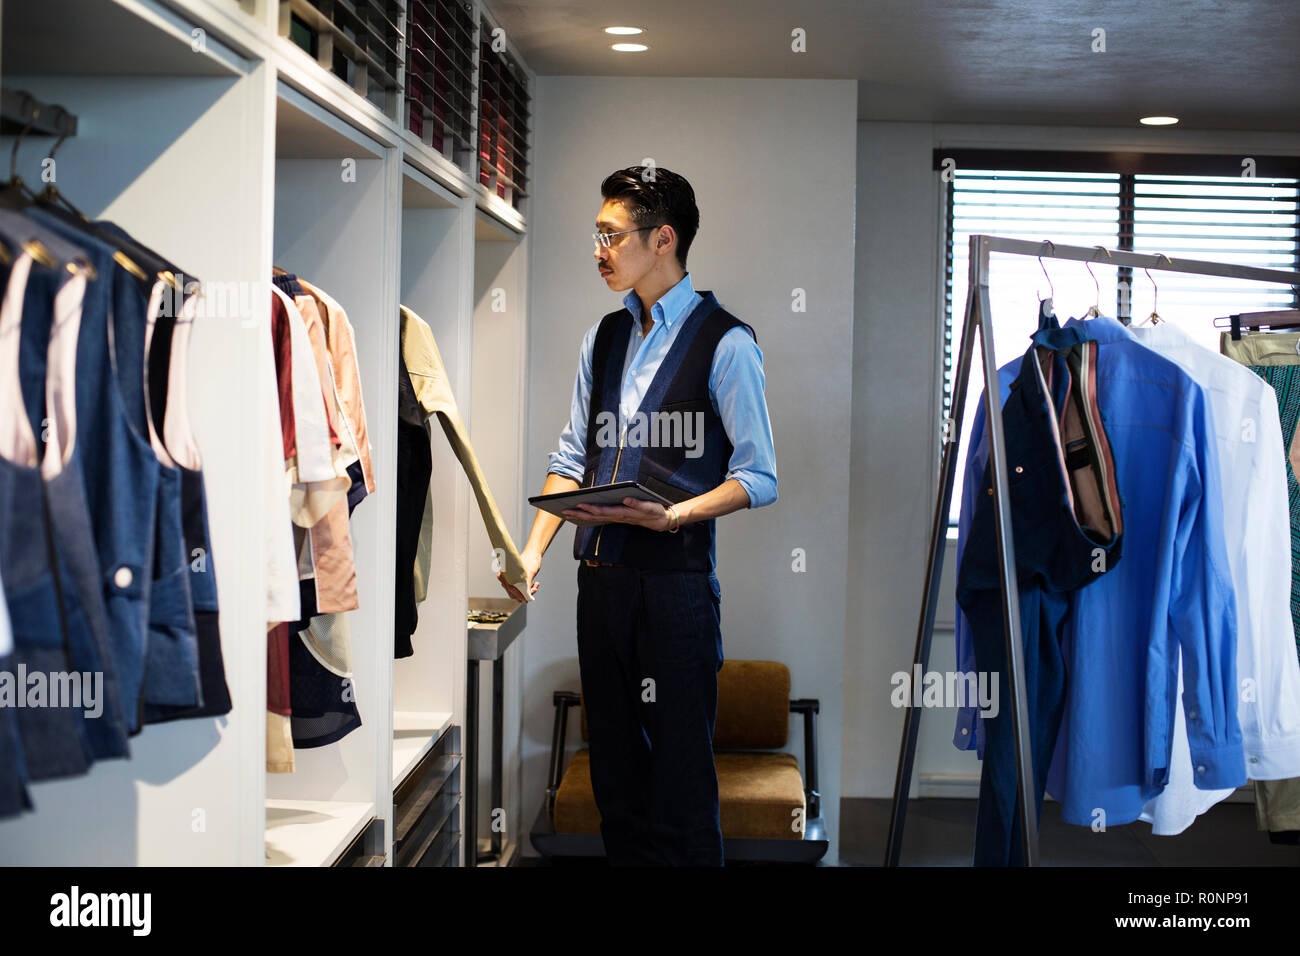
[884,234,1300,867]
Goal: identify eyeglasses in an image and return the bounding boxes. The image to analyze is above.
[593,226,657,249]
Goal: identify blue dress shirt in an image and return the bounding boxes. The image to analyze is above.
[548,271,778,509]
[953,313,1245,827]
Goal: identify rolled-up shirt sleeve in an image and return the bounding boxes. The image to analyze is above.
[710,326,778,508]
[547,324,596,482]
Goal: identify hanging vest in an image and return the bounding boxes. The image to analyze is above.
[573,290,756,571]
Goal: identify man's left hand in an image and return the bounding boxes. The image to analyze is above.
[561,497,671,531]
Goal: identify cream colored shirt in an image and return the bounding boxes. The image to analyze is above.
[400,306,532,602]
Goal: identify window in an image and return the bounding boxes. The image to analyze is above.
[938,150,1300,525]
[1129,174,1299,341]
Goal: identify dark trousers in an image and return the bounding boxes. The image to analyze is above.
[958,334,1122,866]
[575,562,724,866]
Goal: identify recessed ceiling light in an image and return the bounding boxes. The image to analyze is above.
[611,42,648,52]
[1139,116,1179,126]
[604,26,643,35]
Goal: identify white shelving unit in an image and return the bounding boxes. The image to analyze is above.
[393,152,474,864]
[265,798,376,867]
[392,710,453,788]
[0,0,532,867]
[467,209,527,863]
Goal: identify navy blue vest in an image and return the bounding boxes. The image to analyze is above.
[573,290,756,571]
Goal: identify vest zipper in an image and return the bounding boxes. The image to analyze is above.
[594,422,626,557]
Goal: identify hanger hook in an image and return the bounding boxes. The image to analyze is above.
[1084,245,1112,316]
[1037,239,1056,301]
[1142,267,1159,324]
[9,93,39,184]
[45,106,74,163]
[1144,253,1170,324]
[1084,260,1100,307]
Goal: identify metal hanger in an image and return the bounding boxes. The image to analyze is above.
[23,103,189,291]
[1217,304,1300,340]
[0,98,64,271]
[3,93,42,209]
[1083,245,1111,318]
[1037,239,1055,312]
[1137,254,1169,326]
[34,106,74,205]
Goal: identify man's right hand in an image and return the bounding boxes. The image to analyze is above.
[499,546,543,602]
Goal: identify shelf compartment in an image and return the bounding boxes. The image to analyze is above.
[393,723,461,866]
[404,0,476,160]
[2,0,247,77]
[393,710,454,787]
[265,799,376,867]
[395,790,458,866]
[476,13,529,208]
[279,0,403,115]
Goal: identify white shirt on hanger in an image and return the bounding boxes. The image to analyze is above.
[0,565,11,659]
[259,292,302,626]
[270,285,349,528]
[1130,320,1300,834]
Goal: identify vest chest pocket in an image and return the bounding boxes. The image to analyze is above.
[650,398,715,456]
[658,397,713,417]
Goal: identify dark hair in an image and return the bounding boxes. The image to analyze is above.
[600,166,699,269]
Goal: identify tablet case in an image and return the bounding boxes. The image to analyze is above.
[529,481,674,518]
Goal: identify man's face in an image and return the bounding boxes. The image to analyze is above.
[594,199,658,291]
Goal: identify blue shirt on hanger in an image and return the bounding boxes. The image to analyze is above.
[547,271,778,509]
[954,313,1246,827]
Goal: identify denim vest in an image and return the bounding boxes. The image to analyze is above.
[573,291,755,571]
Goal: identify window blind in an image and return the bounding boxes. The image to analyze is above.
[1126,174,1299,351]
[943,168,1121,524]
[939,154,1300,525]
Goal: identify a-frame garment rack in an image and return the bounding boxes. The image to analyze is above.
[885,234,1300,867]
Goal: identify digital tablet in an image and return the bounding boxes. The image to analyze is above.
[529,481,674,517]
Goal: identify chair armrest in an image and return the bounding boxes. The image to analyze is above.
[546,690,581,815]
[790,698,821,819]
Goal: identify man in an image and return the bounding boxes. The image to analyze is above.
[501,165,777,866]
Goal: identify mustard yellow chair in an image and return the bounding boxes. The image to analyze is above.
[530,660,828,864]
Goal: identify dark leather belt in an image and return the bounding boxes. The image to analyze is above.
[583,559,624,568]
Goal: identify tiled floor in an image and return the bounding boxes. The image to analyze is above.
[839,797,1300,866]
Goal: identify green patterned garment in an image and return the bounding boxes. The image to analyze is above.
[1243,363,1300,665]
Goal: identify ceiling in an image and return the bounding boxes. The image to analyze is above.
[488,0,1300,131]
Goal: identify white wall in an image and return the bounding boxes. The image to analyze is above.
[846,120,1300,811]
[468,224,529,858]
[845,121,947,808]
[523,76,858,861]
